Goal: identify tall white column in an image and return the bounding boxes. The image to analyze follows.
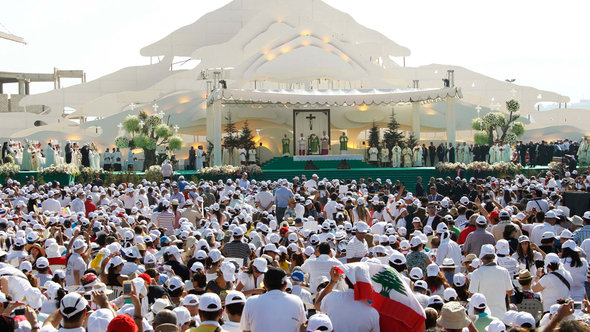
[212,99,222,166]
[446,97,456,144]
[412,102,420,140]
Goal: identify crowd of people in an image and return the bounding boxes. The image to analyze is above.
[2,140,104,171]
[0,143,588,331]
[2,137,586,173]
[366,139,582,168]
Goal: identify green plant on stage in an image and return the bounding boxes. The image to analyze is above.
[239,120,256,150]
[368,121,381,148]
[115,111,184,170]
[405,132,418,148]
[383,110,404,150]
[471,99,525,145]
[145,165,163,182]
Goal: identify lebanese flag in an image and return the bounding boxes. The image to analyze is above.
[339,262,426,332]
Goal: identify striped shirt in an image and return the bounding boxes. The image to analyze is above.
[222,240,252,266]
[157,210,176,235]
[574,226,590,245]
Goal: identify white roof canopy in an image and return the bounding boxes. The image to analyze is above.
[219,87,461,105]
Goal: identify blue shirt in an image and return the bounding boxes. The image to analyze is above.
[178,180,189,192]
[171,192,186,207]
[274,186,294,208]
[574,225,590,245]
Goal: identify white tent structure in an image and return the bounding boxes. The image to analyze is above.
[10,0,575,164]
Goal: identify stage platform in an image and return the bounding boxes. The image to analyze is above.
[292,154,364,162]
[7,164,549,192]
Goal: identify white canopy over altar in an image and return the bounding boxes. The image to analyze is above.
[205,86,461,165]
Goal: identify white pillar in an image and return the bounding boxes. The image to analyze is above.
[205,93,223,166]
[212,99,222,166]
[412,102,420,140]
[446,97,456,144]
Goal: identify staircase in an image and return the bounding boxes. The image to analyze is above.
[261,156,375,170]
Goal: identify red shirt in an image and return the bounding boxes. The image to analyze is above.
[84,200,97,217]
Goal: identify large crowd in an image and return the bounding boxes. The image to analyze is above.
[0,149,589,331]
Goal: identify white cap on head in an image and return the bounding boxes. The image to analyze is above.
[60,293,88,318]
[225,290,246,305]
[479,244,496,259]
[426,263,440,277]
[199,293,222,312]
[307,313,333,332]
[87,309,115,332]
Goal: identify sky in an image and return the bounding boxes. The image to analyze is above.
[2,0,590,103]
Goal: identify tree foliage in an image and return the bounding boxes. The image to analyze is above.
[405,132,418,147]
[238,120,255,149]
[368,121,380,148]
[223,111,239,150]
[383,110,404,150]
[116,110,183,169]
[471,99,525,145]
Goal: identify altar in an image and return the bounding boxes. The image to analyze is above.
[207,87,462,166]
[293,154,364,162]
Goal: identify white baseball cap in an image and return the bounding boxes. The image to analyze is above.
[182,294,199,307]
[485,320,506,332]
[166,276,184,292]
[443,288,458,302]
[426,263,440,277]
[470,293,487,310]
[87,309,114,332]
[495,239,510,256]
[220,261,236,282]
[514,312,535,327]
[36,257,49,269]
[355,221,369,233]
[60,293,88,318]
[225,291,246,305]
[173,306,192,327]
[307,313,333,332]
[198,293,222,312]
[252,257,268,273]
[410,267,424,280]
[479,244,496,259]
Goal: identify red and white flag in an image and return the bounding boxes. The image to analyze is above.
[339,262,426,332]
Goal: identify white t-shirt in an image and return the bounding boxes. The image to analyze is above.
[241,290,306,332]
[539,270,573,312]
[292,285,313,306]
[254,191,274,210]
[221,321,241,332]
[321,289,380,332]
[65,253,86,287]
[561,258,588,301]
[237,271,263,292]
[346,237,368,260]
[468,264,513,319]
[300,254,343,293]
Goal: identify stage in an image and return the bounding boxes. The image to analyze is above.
[292,154,364,162]
[6,161,549,192]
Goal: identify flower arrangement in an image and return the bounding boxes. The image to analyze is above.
[198,165,241,176]
[198,164,263,177]
[436,161,522,175]
[243,164,263,175]
[0,163,20,176]
[547,161,567,176]
[40,163,81,176]
[145,165,163,182]
[79,166,107,179]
